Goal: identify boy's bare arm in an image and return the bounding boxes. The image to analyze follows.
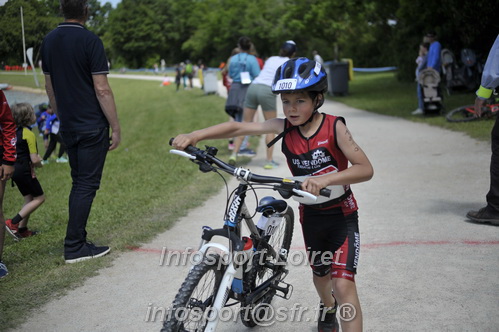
[334,121,374,184]
[172,118,284,150]
[303,121,374,195]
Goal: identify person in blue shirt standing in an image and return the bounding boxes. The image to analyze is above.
[466,35,499,226]
[412,32,442,115]
[425,32,442,72]
[230,40,297,169]
[225,36,261,162]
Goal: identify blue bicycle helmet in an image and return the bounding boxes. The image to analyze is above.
[271,57,327,94]
[266,58,329,149]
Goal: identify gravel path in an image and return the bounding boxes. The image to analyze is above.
[2,86,49,107]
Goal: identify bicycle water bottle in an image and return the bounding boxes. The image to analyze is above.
[231,236,253,294]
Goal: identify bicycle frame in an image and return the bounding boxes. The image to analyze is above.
[194,180,287,331]
[167,145,328,331]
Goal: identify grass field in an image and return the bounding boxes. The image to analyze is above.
[0,70,492,329]
[0,73,241,329]
[338,71,493,141]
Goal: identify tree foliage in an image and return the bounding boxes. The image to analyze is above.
[105,0,165,68]
[0,0,59,66]
[1,0,498,80]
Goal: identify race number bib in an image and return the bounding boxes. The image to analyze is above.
[256,215,283,236]
[274,79,297,91]
[240,71,251,84]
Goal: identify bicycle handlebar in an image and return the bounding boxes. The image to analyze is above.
[168,139,331,200]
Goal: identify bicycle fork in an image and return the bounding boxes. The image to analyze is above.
[195,227,239,332]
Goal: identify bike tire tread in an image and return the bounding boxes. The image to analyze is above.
[162,254,224,332]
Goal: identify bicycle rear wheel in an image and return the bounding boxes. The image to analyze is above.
[162,254,224,332]
[446,104,479,122]
[240,207,294,327]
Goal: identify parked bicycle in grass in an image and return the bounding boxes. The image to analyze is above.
[446,95,499,122]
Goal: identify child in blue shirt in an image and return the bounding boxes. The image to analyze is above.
[41,105,67,164]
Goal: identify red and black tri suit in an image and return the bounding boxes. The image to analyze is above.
[0,91,17,167]
[281,113,360,281]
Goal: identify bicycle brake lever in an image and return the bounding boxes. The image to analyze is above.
[170,149,196,159]
[293,189,318,201]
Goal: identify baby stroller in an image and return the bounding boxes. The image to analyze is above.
[418,68,443,114]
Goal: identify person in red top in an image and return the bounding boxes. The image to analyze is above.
[0,90,17,278]
[172,58,373,332]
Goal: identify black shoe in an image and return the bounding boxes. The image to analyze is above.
[466,207,499,226]
[65,242,111,264]
[0,261,8,279]
[238,148,256,157]
[318,299,339,332]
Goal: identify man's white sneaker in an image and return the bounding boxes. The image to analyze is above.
[411,108,424,115]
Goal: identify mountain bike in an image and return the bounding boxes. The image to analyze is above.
[162,141,330,332]
[445,96,499,122]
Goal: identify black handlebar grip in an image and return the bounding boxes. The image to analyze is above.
[170,137,199,156]
[320,188,332,198]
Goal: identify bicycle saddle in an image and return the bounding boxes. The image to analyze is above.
[256,196,288,215]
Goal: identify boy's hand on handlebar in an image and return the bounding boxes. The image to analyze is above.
[301,177,329,197]
[171,133,198,150]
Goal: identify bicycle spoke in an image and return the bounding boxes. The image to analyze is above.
[182,270,216,329]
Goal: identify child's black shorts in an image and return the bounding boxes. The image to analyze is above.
[12,162,44,197]
[299,206,359,281]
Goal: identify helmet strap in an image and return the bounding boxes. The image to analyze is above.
[299,93,323,126]
[299,109,318,127]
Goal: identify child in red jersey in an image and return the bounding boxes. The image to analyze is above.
[172,58,373,332]
[0,91,17,278]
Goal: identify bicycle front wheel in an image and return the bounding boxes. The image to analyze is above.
[162,254,224,332]
[446,104,479,122]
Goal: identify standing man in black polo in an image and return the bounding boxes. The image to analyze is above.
[41,0,121,263]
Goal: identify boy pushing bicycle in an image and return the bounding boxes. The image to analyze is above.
[172,57,373,332]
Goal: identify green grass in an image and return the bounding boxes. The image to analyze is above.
[0,73,250,329]
[0,71,46,90]
[0,70,491,329]
[335,72,493,142]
